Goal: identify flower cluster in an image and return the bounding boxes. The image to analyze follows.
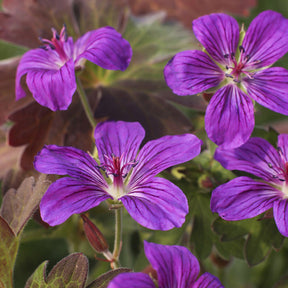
[108,241,224,288]
[164,10,288,149]
[13,9,288,287]
[35,121,202,230]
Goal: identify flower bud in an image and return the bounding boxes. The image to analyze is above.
[81,214,109,253]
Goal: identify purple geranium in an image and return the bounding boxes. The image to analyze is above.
[108,241,224,288]
[16,25,132,111]
[34,121,202,230]
[164,11,288,148]
[211,134,288,237]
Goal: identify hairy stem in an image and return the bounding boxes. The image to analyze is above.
[112,207,122,268]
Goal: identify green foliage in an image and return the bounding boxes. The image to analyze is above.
[86,268,131,288]
[0,40,27,60]
[24,253,88,288]
[213,216,284,266]
[0,216,19,288]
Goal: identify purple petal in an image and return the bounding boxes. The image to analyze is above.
[129,134,201,188]
[211,176,281,221]
[243,67,288,115]
[278,134,288,163]
[94,121,145,173]
[273,199,288,237]
[242,10,288,68]
[107,272,155,288]
[144,241,199,288]
[34,145,108,188]
[121,177,188,230]
[16,40,76,111]
[40,178,111,226]
[164,50,224,95]
[193,13,239,66]
[74,27,132,71]
[25,59,76,111]
[215,137,282,183]
[205,84,254,149]
[192,272,224,288]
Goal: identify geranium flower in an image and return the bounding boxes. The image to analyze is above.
[211,134,288,237]
[164,11,288,148]
[34,121,202,230]
[108,241,224,288]
[16,25,132,111]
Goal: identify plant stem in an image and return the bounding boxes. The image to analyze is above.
[76,76,97,128]
[112,207,123,268]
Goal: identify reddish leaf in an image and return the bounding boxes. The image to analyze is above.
[0,174,51,235]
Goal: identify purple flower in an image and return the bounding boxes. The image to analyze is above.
[108,241,224,288]
[211,134,288,237]
[16,25,132,111]
[34,121,202,230]
[164,11,288,149]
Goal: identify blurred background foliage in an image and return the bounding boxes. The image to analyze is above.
[1,0,288,287]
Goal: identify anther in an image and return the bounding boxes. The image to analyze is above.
[39,45,48,50]
[225,73,233,78]
[223,54,229,59]
[239,46,245,53]
[268,163,273,168]
[244,55,251,61]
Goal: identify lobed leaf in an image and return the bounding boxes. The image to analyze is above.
[0,216,19,288]
[25,253,88,288]
[0,174,51,235]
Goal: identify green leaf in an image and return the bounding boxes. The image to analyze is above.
[0,174,51,235]
[0,40,27,60]
[86,268,131,288]
[0,216,19,288]
[25,253,89,288]
[190,193,216,259]
[212,216,284,266]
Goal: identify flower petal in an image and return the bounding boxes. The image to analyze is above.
[144,241,200,288]
[25,59,76,111]
[192,272,224,288]
[164,50,224,95]
[193,13,239,66]
[34,145,108,188]
[121,177,188,230]
[273,199,288,237]
[129,134,201,188]
[16,40,74,106]
[205,84,254,148]
[278,134,288,163]
[74,27,132,71]
[40,178,111,226]
[211,176,281,221]
[215,137,282,183]
[242,10,288,68]
[243,67,288,115]
[107,272,155,288]
[94,121,145,174]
